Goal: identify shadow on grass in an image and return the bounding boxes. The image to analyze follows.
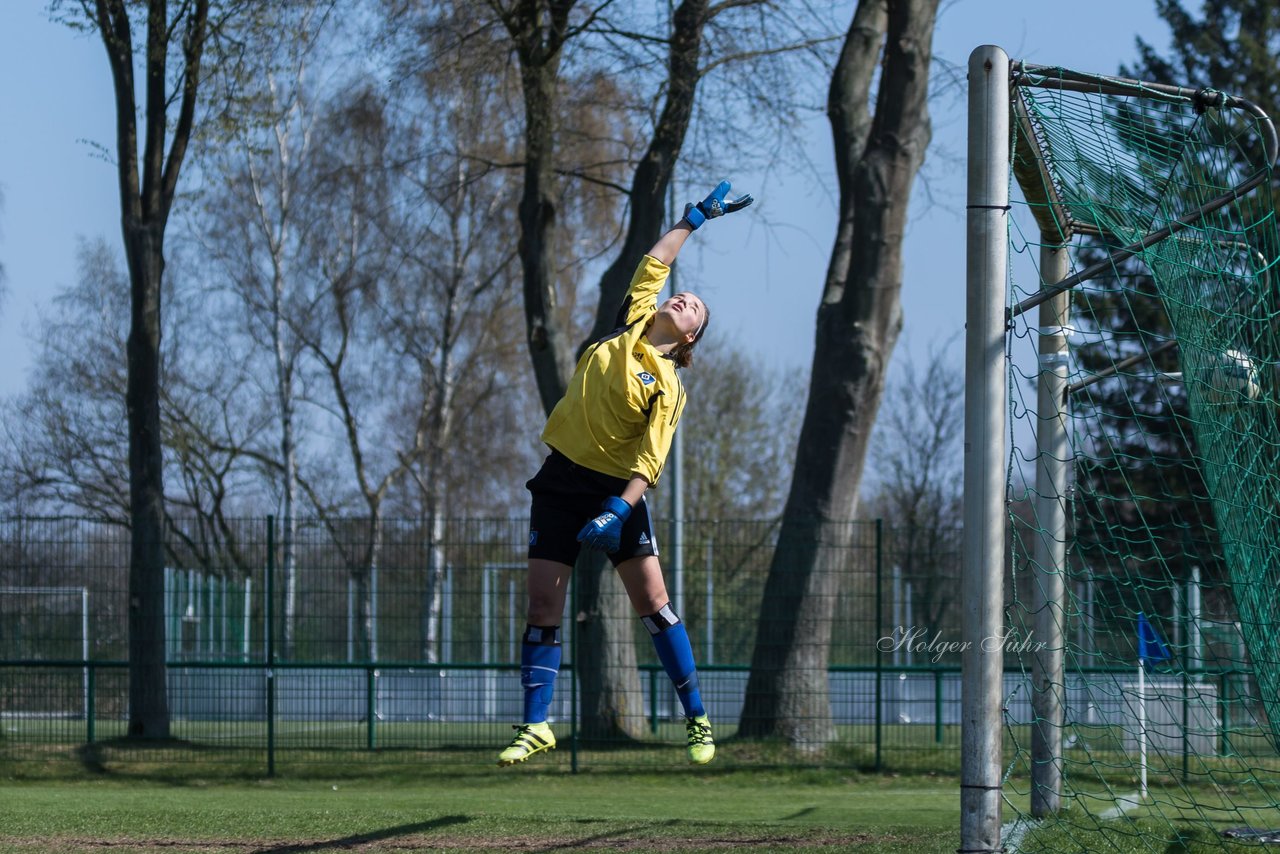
[520,819,679,853]
[69,738,274,783]
[248,814,470,853]
[3,732,963,785]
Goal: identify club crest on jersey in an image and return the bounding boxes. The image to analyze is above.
[636,371,656,386]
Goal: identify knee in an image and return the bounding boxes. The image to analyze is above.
[526,592,562,626]
[633,595,667,617]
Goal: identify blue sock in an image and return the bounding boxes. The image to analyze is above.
[520,624,561,724]
[642,604,705,718]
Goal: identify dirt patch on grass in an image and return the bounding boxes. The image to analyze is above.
[1,832,900,852]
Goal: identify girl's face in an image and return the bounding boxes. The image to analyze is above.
[658,291,707,342]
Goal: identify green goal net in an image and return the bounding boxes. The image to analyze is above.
[994,60,1280,850]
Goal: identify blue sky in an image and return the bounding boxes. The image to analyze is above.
[0,1,1170,399]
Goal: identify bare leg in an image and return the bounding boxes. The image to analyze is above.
[526,558,573,625]
[613,555,671,615]
[502,558,574,748]
[615,554,708,733]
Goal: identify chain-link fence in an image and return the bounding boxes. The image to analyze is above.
[0,515,1256,775]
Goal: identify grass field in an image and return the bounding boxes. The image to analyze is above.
[0,766,966,853]
[5,758,1279,851]
[5,720,1278,852]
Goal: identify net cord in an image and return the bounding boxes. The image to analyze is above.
[1007,67,1278,320]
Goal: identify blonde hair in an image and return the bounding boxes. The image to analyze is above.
[670,304,710,369]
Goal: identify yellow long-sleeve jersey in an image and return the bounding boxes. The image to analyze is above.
[541,255,687,485]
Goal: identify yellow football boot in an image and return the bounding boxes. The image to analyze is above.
[497,722,556,766]
[686,714,715,765]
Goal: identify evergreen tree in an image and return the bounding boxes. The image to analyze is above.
[1071,0,1280,626]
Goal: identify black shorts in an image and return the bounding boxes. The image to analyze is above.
[526,449,659,568]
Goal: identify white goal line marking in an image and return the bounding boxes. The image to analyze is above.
[1099,792,1143,821]
[1000,791,1142,853]
[1000,817,1036,854]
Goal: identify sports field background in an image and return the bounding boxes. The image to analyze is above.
[4,519,1274,850]
[0,768,966,853]
[3,516,1265,776]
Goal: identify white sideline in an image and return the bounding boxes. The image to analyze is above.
[1000,817,1036,854]
[1099,792,1143,820]
[1001,792,1142,853]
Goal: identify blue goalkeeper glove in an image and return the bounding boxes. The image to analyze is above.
[576,496,632,553]
[683,180,754,229]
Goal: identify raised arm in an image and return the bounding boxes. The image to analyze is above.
[646,180,755,265]
[648,220,694,266]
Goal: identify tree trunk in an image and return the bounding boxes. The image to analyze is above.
[738,0,937,747]
[358,516,383,662]
[365,563,376,663]
[276,299,299,659]
[421,379,451,664]
[509,3,576,411]
[583,0,708,348]
[573,551,647,739]
[420,197,461,663]
[421,509,446,663]
[280,452,298,660]
[89,0,211,740]
[124,221,170,739]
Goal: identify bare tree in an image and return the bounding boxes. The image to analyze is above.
[281,88,402,660]
[0,239,266,545]
[682,343,802,520]
[488,0,588,410]
[52,0,296,735]
[195,3,332,657]
[62,0,221,738]
[377,83,528,662]
[2,242,134,519]
[863,339,963,635]
[739,0,940,747]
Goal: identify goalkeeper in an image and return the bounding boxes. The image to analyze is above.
[498,181,753,767]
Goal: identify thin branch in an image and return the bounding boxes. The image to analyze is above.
[699,35,843,79]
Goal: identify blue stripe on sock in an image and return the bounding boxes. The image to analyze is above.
[650,621,704,718]
[521,641,561,724]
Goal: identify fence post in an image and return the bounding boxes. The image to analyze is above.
[935,667,944,744]
[367,667,377,750]
[1182,669,1190,782]
[86,662,96,745]
[875,518,883,771]
[570,574,579,773]
[649,668,658,734]
[266,515,276,777]
[1219,671,1231,756]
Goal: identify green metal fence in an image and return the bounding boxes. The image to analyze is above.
[0,515,1263,775]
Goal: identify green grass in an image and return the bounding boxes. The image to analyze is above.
[0,767,964,853]
[7,718,1279,851]
[6,760,1275,852]
[1015,803,1280,853]
[0,718,971,772]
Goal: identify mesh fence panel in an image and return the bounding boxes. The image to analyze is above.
[0,515,1019,773]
